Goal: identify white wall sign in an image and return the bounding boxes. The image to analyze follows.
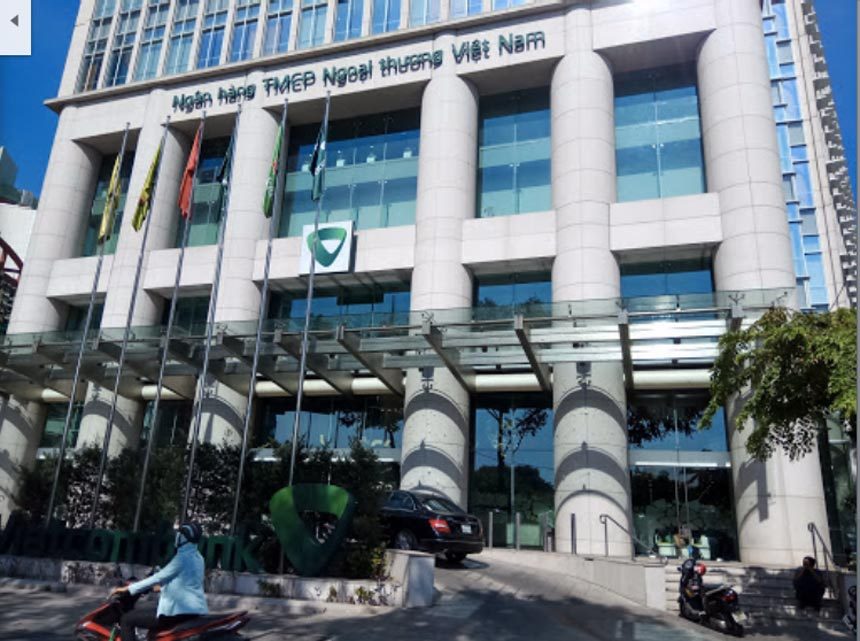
[299,221,353,275]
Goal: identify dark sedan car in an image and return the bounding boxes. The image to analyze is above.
[380,490,484,562]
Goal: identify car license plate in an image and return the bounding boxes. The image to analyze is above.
[461,524,472,534]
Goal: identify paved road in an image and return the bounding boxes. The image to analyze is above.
[0,555,848,641]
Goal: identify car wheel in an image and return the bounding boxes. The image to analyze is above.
[445,552,467,564]
[394,529,418,550]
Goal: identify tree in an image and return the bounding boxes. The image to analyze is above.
[484,406,548,494]
[701,306,856,461]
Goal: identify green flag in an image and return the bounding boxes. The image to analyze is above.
[263,123,285,217]
[98,153,124,244]
[131,142,162,232]
[309,111,328,202]
[216,132,234,187]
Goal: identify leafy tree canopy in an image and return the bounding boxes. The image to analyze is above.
[701,306,856,461]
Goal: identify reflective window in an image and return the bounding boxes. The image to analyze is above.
[105,0,142,87]
[65,303,105,333]
[628,393,727,453]
[474,273,551,319]
[229,0,260,62]
[334,0,363,41]
[615,64,706,202]
[298,0,327,48]
[620,258,713,300]
[162,296,210,335]
[776,41,793,65]
[197,0,229,68]
[472,395,554,549]
[176,136,231,247]
[40,403,84,449]
[135,0,170,80]
[263,0,293,54]
[78,0,116,91]
[492,0,526,9]
[450,0,482,18]
[409,0,439,26]
[477,88,551,218]
[269,283,411,329]
[164,0,199,75]
[806,253,828,306]
[140,400,192,448]
[371,0,400,33]
[280,108,420,236]
[82,153,133,257]
[256,396,404,451]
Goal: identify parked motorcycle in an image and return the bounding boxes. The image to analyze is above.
[75,569,249,640]
[677,559,746,637]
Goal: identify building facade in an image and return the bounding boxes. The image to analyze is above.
[0,0,855,566]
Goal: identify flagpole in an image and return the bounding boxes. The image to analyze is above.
[45,122,131,527]
[230,100,289,536]
[289,92,330,486]
[182,104,243,521]
[133,114,206,532]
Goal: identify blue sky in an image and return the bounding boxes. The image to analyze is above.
[0,1,856,197]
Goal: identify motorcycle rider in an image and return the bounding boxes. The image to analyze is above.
[112,522,208,640]
[680,559,708,619]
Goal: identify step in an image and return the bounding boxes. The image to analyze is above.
[665,598,844,621]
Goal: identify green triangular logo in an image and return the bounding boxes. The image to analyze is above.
[306,227,348,268]
[269,484,356,577]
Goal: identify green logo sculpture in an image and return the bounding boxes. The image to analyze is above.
[306,226,348,267]
[269,484,356,577]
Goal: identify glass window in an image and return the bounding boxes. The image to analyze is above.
[800,209,818,234]
[197,0,228,68]
[620,258,714,300]
[81,153,133,257]
[78,8,116,91]
[492,0,526,9]
[298,0,327,48]
[176,136,231,247]
[256,396,403,450]
[789,221,806,276]
[280,109,420,236]
[135,0,170,80]
[772,2,790,39]
[163,296,210,335]
[787,121,805,146]
[478,88,551,218]
[450,0,482,18]
[474,273,550,319]
[65,303,105,333]
[269,283,410,329]
[334,0,363,41]
[371,0,400,33]
[409,0,439,26]
[806,253,828,306]
[263,0,293,54]
[776,41,793,65]
[615,65,706,202]
[782,174,796,201]
[164,0,199,75]
[628,393,727,453]
[472,394,554,548]
[104,0,142,87]
[229,0,260,62]
[40,403,84,449]
[140,400,192,447]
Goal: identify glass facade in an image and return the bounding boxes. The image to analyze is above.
[628,392,737,560]
[163,296,211,335]
[334,0,364,41]
[165,0,200,75]
[229,0,260,62]
[256,396,404,451]
[371,0,400,33]
[65,303,105,333]
[140,400,193,447]
[135,0,170,80]
[615,64,706,202]
[280,108,420,237]
[450,0,482,18]
[263,0,293,54]
[78,0,117,92]
[40,403,84,449]
[474,272,551,319]
[620,258,714,300]
[762,0,828,310]
[176,136,230,247]
[298,0,327,49]
[197,0,229,68]
[269,283,410,329]
[82,153,133,257]
[477,88,551,218]
[408,0,439,26]
[471,395,554,548]
[104,0,142,88]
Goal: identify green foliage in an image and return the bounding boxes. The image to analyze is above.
[702,307,857,461]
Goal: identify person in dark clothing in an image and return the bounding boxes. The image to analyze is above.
[793,556,826,610]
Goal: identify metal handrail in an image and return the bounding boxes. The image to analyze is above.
[599,513,667,564]
[808,522,842,599]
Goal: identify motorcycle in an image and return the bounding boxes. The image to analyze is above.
[843,584,856,635]
[677,560,746,637]
[75,569,250,641]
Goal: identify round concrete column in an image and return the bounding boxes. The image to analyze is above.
[699,0,830,565]
[77,91,191,454]
[0,398,47,522]
[201,99,280,446]
[550,6,631,556]
[400,42,477,508]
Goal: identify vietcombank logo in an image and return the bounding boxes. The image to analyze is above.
[299,221,353,274]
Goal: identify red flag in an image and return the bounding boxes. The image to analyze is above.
[178,124,203,219]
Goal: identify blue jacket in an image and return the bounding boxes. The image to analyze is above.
[128,542,208,618]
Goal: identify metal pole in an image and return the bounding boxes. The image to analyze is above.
[488,511,494,549]
[45,122,130,527]
[89,119,170,529]
[289,92,331,486]
[230,99,289,536]
[133,114,206,532]
[515,511,521,550]
[182,105,243,521]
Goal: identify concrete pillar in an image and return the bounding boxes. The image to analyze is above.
[200,99,280,447]
[400,37,477,508]
[77,91,190,455]
[0,399,47,522]
[698,0,829,565]
[550,5,631,556]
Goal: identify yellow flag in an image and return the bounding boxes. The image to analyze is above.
[132,143,162,232]
[98,154,123,244]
